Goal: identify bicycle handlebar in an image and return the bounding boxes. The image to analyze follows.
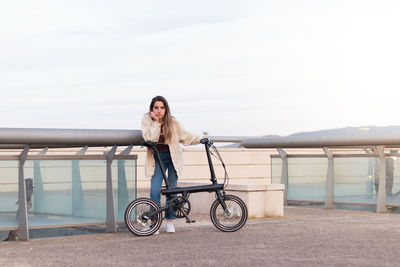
[200,138,213,145]
[141,141,166,148]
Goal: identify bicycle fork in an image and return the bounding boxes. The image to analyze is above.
[216,190,230,215]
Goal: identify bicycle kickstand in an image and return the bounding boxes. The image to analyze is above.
[179,207,196,223]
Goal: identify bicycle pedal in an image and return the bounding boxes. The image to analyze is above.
[186,219,196,224]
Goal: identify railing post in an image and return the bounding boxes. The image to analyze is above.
[106,145,118,232]
[117,145,133,221]
[323,147,334,209]
[375,146,387,213]
[277,148,288,205]
[17,145,30,241]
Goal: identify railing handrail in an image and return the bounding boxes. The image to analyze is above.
[0,128,143,148]
[242,134,400,148]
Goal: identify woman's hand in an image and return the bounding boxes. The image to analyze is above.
[150,111,160,122]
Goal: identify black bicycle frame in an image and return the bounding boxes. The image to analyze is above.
[152,147,170,189]
[152,141,219,190]
[205,142,218,184]
[143,140,228,214]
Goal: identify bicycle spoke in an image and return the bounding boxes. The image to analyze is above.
[210,195,247,232]
[125,198,162,236]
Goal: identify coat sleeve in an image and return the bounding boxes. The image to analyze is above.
[174,119,201,146]
[141,113,161,142]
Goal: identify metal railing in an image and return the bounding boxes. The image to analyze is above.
[0,145,137,241]
[0,128,144,241]
[4,126,400,240]
[242,133,400,213]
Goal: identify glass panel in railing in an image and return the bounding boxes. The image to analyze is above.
[384,156,400,206]
[0,161,19,230]
[76,160,107,220]
[112,159,137,222]
[287,158,328,201]
[334,157,375,204]
[25,160,107,228]
[270,157,281,184]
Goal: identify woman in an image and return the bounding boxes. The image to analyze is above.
[141,96,201,233]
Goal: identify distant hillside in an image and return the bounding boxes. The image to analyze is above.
[220,126,400,147]
[289,126,400,137]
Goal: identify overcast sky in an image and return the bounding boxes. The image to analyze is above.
[1,0,400,136]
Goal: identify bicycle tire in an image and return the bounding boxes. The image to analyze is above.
[124,198,162,236]
[210,195,248,232]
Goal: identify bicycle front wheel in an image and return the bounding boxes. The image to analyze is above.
[125,198,162,236]
[210,195,248,232]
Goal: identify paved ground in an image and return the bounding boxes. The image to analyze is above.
[1,207,400,266]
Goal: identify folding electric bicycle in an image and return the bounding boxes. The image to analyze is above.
[124,138,248,236]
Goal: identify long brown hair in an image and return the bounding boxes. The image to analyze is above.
[149,96,173,143]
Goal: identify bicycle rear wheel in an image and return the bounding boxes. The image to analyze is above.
[125,198,162,236]
[210,195,248,232]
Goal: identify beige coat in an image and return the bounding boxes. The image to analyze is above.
[141,113,201,178]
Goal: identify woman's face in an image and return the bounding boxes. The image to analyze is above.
[152,101,166,119]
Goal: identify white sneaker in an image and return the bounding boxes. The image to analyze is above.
[143,224,159,235]
[166,222,175,233]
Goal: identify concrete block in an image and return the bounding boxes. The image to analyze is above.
[177,181,285,218]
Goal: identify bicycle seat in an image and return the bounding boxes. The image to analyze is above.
[142,141,166,149]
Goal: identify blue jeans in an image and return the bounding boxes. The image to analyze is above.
[150,149,178,220]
